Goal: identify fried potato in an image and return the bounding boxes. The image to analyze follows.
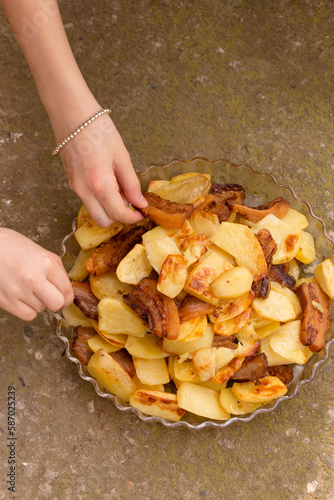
[89,320,127,346]
[219,387,263,415]
[189,210,220,238]
[254,320,280,340]
[179,314,208,342]
[144,238,181,274]
[163,324,214,356]
[174,359,199,382]
[252,290,297,322]
[259,335,293,366]
[147,173,211,204]
[177,382,230,420]
[77,203,91,228]
[231,376,288,403]
[62,302,92,328]
[125,334,169,359]
[212,307,252,337]
[157,254,188,298]
[251,214,301,265]
[87,334,122,354]
[98,298,147,337]
[211,222,268,281]
[184,248,234,304]
[89,271,133,301]
[116,244,153,285]
[87,349,137,402]
[209,291,255,323]
[295,231,316,264]
[314,258,334,299]
[68,248,96,281]
[131,375,165,392]
[74,219,124,250]
[214,346,236,370]
[270,282,302,317]
[130,390,185,421]
[133,357,170,385]
[211,267,253,299]
[280,208,309,231]
[269,320,313,364]
[191,348,216,381]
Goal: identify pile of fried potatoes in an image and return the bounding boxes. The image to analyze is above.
[62,172,334,422]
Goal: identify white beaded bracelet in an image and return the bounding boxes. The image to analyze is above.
[52,108,111,156]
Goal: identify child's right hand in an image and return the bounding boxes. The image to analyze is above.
[0,228,74,321]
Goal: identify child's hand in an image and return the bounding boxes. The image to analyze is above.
[0,229,74,321]
[59,114,148,228]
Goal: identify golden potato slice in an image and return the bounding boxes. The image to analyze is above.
[174,359,199,382]
[189,210,220,238]
[177,382,230,420]
[74,219,124,250]
[157,254,188,298]
[170,172,211,183]
[116,244,153,285]
[252,290,297,322]
[270,282,302,317]
[211,267,253,299]
[169,220,197,248]
[131,375,165,392]
[288,259,300,280]
[163,324,214,356]
[89,271,133,301]
[254,320,280,340]
[192,348,216,381]
[219,387,263,415]
[133,357,170,385]
[146,173,211,204]
[125,334,169,359]
[212,307,252,337]
[259,335,293,366]
[177,316,201,341]
[269,320,313,364]
[314,258,334,299]
[130,390,185,422]
[148,179,170,193]
[62,303,92,327]
[144,238,181,274]
[87,349,137,402]
[98,297,147,337]
[231,376,288,404]
[280,208,309,231]
[184,249,234,304]
[179,314,208,342]
[77,203,91,228]
[87,334,122,354]
[251,214,301,265]
[68,248,96,281]
[234,323,260,358]
[181,235,209,268]
[295,231,316,264]
[209,291,254,323]
[196,380,227,392]
[211,222,268,281]
[142,225,176,245]
[89,319,127,346]
[214,346,236,370]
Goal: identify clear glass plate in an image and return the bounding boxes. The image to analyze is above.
[55,157,334,429]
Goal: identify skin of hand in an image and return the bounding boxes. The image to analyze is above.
[0,229,74,321]
[1,0,148,227]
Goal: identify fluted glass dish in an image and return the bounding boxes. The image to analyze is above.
[55,158,334,429]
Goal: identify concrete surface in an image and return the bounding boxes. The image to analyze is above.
[1,0,334,499]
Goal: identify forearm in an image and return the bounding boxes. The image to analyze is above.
[1,0,100,139]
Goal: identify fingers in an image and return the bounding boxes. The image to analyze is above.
[114,159,148,209]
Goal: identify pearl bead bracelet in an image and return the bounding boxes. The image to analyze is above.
[52,108,111,156]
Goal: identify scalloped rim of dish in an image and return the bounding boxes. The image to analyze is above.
[55,157,334,430]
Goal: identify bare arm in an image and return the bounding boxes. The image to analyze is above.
[1,0,147,226]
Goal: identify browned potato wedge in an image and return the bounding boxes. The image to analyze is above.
[211,267,253,299]
[89,271,133,301]
[62,303,92,328]
[130,390,185,422]
[77,203,91,228]
[87,334,122,354]
[68,248,96,281]
[125,334,169,360]
[209,291,255,323]
[87,349,137,402]
[295,231,316,264]
[157,254,188,298]
[147,173,211,204]
[163,324,214,356]
[314,258,334,299]
[231,376,288,403]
